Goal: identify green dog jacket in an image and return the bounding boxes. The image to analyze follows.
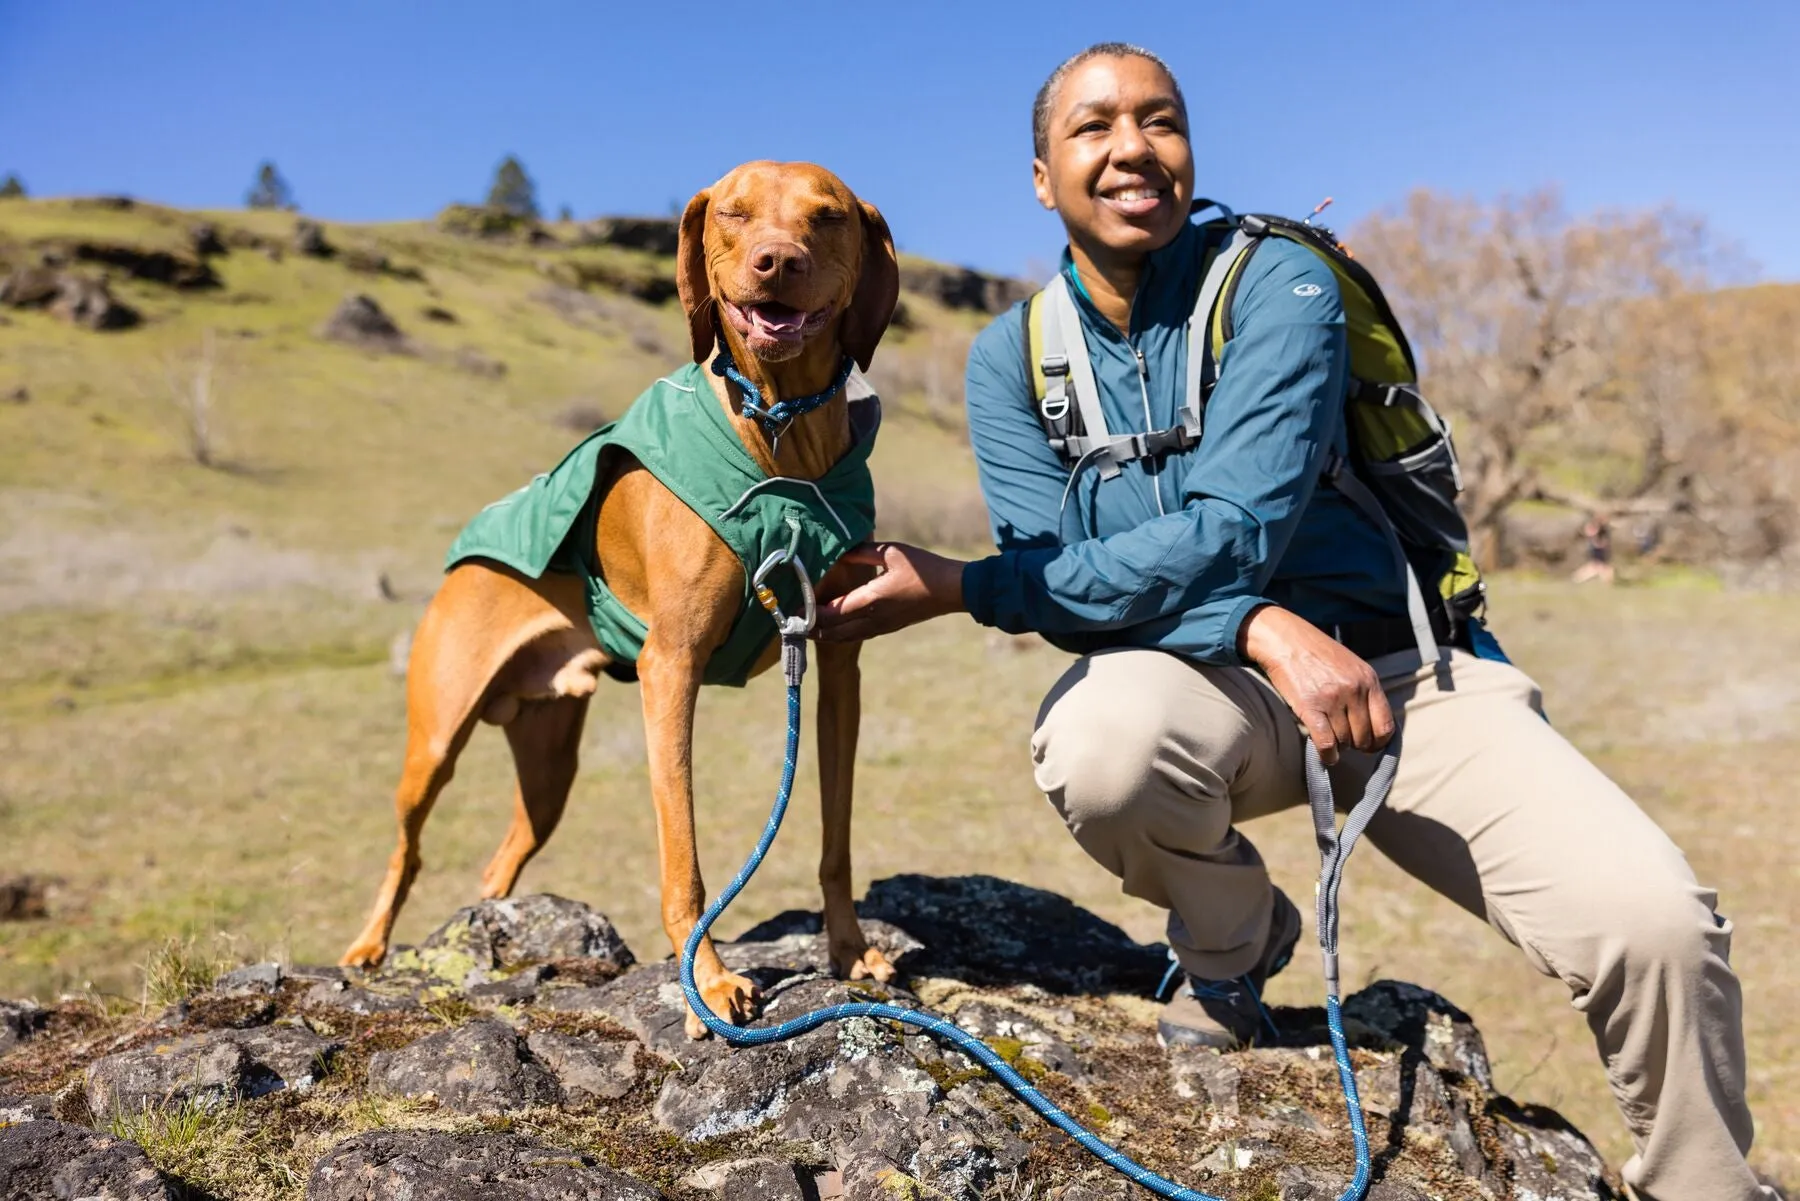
[446,360,879,687]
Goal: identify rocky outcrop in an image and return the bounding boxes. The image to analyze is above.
[84,1024,338,1117]
[573,216,680,256]
[898,260,1035,315]
[366,1019,559,1114]
[0,880,1623,1200]
[0,1120,176,1200]
[0,266,140,330]
[308,1130,662,1201]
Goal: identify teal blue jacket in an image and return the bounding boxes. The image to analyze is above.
[959,218,1409,665]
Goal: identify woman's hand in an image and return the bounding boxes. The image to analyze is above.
[1238,604,1394,765]
[814,542,969,642]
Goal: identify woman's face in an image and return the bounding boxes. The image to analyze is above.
[1033,54,1194,261]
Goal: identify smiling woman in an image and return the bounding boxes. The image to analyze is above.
[811,40,1784,1200]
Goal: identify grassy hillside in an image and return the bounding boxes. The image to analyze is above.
[0,198,1794,1188]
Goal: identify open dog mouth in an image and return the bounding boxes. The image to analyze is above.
[722,298,833,345]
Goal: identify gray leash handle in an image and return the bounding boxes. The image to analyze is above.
[1306,736,1400,998]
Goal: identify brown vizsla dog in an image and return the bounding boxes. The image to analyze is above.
[340,161,901,1038]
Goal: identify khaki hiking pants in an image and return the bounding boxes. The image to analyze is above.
[1031,646,1773,1201]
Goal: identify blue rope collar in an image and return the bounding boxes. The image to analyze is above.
[712,337,855,432]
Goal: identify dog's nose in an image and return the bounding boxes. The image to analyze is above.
[749,241,811,281]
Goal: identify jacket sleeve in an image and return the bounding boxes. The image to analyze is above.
[960,240,1348,664]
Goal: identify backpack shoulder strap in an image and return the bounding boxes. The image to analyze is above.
[1038,275,1121,479]
[1186,224,1258,419]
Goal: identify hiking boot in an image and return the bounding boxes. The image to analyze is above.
[1157,887,1303,1050]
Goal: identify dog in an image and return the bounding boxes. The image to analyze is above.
[340,161,901,1038]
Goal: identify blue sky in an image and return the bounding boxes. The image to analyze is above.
[3,0,1796,280]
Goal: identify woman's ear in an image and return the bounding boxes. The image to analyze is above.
[840,200,899,371]
[676,188,715,362]
[1032,158,1056,212]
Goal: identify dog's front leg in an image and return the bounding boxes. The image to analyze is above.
[816,638,896,984]
[638,640,760,1039]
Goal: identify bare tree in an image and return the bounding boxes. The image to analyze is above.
[164,329,220,467]
[1349,189,1726,564]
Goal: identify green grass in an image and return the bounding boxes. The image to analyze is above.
[1,198,1794,1187]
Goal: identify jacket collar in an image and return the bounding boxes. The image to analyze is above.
[1058,217,1205,341]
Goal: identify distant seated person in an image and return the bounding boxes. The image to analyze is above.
[1572,512,1617,585]
[814,42,1776,1201]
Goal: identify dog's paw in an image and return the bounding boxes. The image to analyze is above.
[338,941,388,970]
[685,970,760,1039]
[831,941,898,985]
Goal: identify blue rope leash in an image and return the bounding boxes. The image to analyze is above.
[678,637,1374,1200]
[712,339,856,431]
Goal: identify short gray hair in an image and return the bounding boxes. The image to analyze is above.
[1032,43,1188,161]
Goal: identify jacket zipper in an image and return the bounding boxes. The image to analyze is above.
[1132,344,1166,516]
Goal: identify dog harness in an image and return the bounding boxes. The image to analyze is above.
[445,359,878,687]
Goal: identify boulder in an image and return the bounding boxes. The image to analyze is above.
[189,222,226,257]
[318,293,405,349]
[411,893,635,987]
[0,1120,176,1200]
[365,1019,558,1114]
[294,218,335,258]
[523,1030,642,1103]
[51,273,140,330]
[307,1130,662,1201]
[84,1025,338,1117]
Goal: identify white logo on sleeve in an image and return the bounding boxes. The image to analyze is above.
[1293,283,1323,297]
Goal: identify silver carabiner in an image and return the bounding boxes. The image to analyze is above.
[751,516,815,639]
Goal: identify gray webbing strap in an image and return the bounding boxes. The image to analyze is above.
[1330,463,1439,668]
[1186,228,1255,417]
[1306,736,1400,999]
[1042,276,1119,480]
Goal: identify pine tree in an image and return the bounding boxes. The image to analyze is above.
[245,161,294,210]
[485,155,539,219]
[0,173,25,199]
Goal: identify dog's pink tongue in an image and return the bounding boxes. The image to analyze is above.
[751,305,807,335]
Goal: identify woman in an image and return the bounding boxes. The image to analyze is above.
[815,42,1773,1201]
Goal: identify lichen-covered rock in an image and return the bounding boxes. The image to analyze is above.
[84,1024,338,1117]
[524,1031,642,1104]
[0,1119,176,1200]
[306,1129,662,1200]
[680,1157,810,1198]
[365,1018,558,1114]
[417,893,636,984]
[213,962,283,994]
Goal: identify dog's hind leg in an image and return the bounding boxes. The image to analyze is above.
[339,688,475,969]
[341,564,585,969]
[479,694,590,899]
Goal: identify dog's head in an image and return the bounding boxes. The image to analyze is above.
[676,161,898,372]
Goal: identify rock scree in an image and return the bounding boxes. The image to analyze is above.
[0,878,1624,1200]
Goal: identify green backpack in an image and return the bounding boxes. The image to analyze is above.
[1021,200,1486,663]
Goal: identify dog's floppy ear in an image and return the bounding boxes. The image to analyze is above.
[676,187,715,363]
[840,199,899,372]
